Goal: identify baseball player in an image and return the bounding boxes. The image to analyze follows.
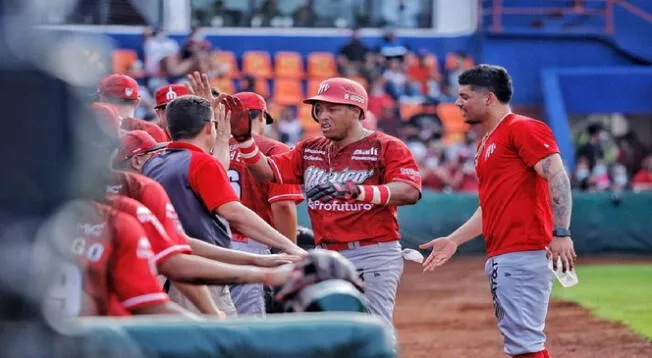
[111,130,298,316]
[231,77,422,324]
[153,83,191,141]
[98,74,168,142]
[227,91,304,316]
[420,65,576,358]
[42,200,195,318]
[88,104,299,317]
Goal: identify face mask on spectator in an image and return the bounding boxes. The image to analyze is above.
[593,164,607,177]
[576,168,589,181]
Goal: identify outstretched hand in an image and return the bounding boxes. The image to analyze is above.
[419,237,458,272]
[186,71,215,102]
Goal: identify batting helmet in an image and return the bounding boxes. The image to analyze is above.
[281,280,370,314]
[304,77,368,121]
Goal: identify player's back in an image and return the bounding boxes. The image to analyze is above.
[228,135,293,225]
[43,201,122,317]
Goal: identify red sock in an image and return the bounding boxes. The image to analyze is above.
[513,350,549,358]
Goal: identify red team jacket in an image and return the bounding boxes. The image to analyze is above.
[108,171,192,257]
[475,114,560,257]
[47,202,168,317]
[229,135,304,242]
[267,132,421,245]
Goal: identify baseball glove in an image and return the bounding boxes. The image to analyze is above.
[220,94,250,142]
[275,249,364,302]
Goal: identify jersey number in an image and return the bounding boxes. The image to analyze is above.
[227,170,241,199]
[44,262,82,317]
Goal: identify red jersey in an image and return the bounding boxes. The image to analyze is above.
[43,201,167,317]
[105,194,184,265]
[108,171,192,257]
[229,135,304,241]
[268,132,421,245]
[475,114,560,257]
[122,117,168,143]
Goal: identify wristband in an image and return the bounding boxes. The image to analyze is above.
[552,228,571,237]
[238,138,262,164]
[356,185,391,205]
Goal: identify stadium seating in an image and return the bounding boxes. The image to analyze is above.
[213,50,240,78]
[400,102,423,121]
[243,51,273,78]
[298,104,320,138]
[273,79,304,106]
[254,78,270,98]
[210,77,235,94]
[307,52,338,79]
[437,103,469,143]
[274,51,305,79]
[112,49,138,74]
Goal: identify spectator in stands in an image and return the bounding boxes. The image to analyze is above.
[144,28,180,77]
[447,152,478,193]
[253,0,283,27]
[616,131,648,177]
[406,49,443,99]
[381,0,421,28]
[383,58,412,100]
[591,160,611,191]
[445,51,473,98]
[275,106,303,145]
[572,156,592,191]
[420,138,450,191]
[632,155,652,192]
[368,77,396,118]
[374,28,409,64]
[238,74,256,93]
[337,28,373,78]
[576,122,605,171]
[403,98,443,142]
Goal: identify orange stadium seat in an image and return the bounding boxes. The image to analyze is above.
[400,102,423,121]
[306,79,323,97]
[212,51,239,78]
[307,52,338,79]
[274,51,304,79]
[445,52,475,72]
[273,79,303,106]
[254,79,270,98]
[437,103,469,143]
[112,49,138,74]
[210,77,235,94]
[242,51,273,79]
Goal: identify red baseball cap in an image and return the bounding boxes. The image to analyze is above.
[155,84,191,109]
[233,92,274,124]
[114,130,168,163]
[99,74,139,100]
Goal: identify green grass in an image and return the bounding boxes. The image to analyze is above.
[552,264,652,340]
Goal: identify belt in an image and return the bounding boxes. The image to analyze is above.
[319,239,380,252]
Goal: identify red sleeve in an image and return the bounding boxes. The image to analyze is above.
[267,141,305,185]
[141,184,192,250]
[382,139,422,191]
[111,213,168,311]
[106,195,189,265]
[188,153,239,212]
[510,119,560,167]
[265,140,304,203]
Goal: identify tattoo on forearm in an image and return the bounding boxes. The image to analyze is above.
[541,157,572,228]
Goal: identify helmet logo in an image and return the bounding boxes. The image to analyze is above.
[317,83,330,95]
[166,86,177,101]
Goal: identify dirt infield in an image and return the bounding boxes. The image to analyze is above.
[394,257,652,358]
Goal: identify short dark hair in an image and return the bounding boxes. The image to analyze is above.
[458,64,513,104]
[166,95,213,140]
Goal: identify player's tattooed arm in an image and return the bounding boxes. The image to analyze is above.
[385,182,421,206]
[534,154,572,228]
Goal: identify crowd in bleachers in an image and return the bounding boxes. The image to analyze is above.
[112,27,480,192]
[112,26,652,194]
[573,121,652,193]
